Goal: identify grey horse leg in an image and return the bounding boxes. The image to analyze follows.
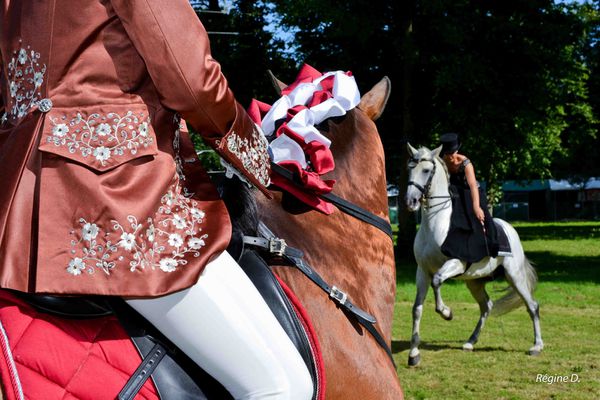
[432,259,466,320]
[505,259,544,355]
[409,266,430,366]
[463,279,493,351]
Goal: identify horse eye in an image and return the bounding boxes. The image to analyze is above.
[422,169,430,174]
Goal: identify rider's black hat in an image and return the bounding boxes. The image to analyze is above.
[440,133,461,155]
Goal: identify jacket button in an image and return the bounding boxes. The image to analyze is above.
[38,98,53,113]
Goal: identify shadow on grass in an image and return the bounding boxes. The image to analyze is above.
[391,340,522,354]
[513,223,600,241]
[394,250,600,284]
[526,251,600,283]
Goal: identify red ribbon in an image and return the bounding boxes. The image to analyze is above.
[248,64,346,214]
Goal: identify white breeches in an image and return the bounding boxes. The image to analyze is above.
[127,251,314,400]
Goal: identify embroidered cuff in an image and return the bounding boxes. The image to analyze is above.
[210,103,272,198]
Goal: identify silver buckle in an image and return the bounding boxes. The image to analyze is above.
[269,238,287,256]
[329,286,348,305]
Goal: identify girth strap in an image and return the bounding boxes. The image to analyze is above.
[118,342,167,400]
[254,223,396,367]
[270,163,393,240]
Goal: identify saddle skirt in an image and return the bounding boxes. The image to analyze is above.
[495,221,512,257]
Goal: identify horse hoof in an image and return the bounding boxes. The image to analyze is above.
[529,348,542,356]
[436,308,453,321]
[462,343,474,351]
[408,354,421,367]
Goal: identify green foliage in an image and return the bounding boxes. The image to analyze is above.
[198,0,296,107]
[188,127,223,172]
[268,0,598,191]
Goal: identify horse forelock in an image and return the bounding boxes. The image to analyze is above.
[413,146,449,183]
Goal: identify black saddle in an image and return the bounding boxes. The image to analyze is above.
[14,248,318,400]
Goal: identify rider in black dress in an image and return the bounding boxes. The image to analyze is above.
[439,133,499,263]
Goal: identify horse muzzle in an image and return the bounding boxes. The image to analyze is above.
[405,192,422,212]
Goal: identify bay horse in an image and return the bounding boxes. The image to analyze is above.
[251,75,403,399]
[404,144,543,367]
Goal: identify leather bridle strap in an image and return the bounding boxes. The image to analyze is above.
[407,157,452,206]
[270,163,393,240]
[256,223,396,368]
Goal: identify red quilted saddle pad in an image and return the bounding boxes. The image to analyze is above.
[0,290,159,400]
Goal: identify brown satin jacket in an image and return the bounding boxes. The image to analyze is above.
[0,0,271,296]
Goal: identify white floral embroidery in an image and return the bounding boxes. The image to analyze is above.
[95,123,112,137]
[225,128,271,186]
[82,223,99,241]
[190,208,205,219]
[67,176,208,275]
[93,146,111,163]
[139,121,149,137]
[66,258,86,276]
[188,237,205,249]
[4,43,47,121]
[172,214,187,229]
[17,49,27,65]
[118,232,137,251]
[167,233,184,247]
[46,111,154,166]
[52,123,69,137]
[146,225,155,242]
[159,258,178,273]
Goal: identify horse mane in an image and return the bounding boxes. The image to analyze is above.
[219,176,259,237]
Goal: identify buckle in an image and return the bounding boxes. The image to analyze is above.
[37,98,53,113]
[269,238,287,256]
[329,286,348,306]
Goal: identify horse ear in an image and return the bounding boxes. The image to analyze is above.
[266,70,287,96]
[432,145,443,158]
[358,76,391,121]
[407,142,418,157]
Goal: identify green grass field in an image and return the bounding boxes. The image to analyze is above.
[392,221,600,400]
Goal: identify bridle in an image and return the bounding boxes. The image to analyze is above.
[270,162,393,239]
[407,155,452,209]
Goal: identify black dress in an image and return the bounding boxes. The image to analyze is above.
[441,159,499,263]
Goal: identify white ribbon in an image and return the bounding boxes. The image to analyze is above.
[261,71,361,168]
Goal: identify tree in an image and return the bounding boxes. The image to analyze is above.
[267,0,598,252]
[270,0,597,184]
[190,0,296,171]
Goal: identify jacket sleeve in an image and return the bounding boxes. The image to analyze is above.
[109,0,271,196]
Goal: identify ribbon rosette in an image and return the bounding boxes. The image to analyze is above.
[248,64,361,214]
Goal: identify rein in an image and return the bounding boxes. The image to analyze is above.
[270,162,393,239]
[407,156,452,209]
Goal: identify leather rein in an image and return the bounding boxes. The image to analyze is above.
[407,156,452,209]
[270,162,393,239]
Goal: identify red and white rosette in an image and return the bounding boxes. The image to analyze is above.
[248,64,361,214]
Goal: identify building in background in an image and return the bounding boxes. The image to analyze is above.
[495,178,600,221]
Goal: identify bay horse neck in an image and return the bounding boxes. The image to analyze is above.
[326,109,389,216]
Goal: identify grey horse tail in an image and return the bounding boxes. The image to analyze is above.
[491,257,538,316]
